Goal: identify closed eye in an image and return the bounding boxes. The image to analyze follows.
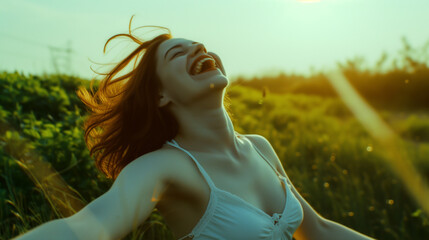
[172,51,184,59]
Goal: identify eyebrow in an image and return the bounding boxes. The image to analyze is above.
[164,42,198,60]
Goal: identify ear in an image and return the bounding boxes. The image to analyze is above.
[158,93,171,108]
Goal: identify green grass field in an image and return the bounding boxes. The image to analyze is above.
[0,71,428,239]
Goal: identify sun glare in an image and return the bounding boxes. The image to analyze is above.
[325,70,429,216]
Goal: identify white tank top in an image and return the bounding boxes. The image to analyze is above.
[164,135,303,240]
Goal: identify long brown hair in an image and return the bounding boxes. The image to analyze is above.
[77,16,175,179]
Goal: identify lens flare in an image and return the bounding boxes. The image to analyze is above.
[2,126,86,217]
[325,69,429,215]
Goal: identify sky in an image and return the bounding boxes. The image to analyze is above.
[1,0,429,80]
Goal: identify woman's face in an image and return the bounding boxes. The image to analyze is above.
[156,38,228,107]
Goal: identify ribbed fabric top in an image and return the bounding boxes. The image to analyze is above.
[164,136,303,240]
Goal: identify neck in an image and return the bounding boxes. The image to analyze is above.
[170,105,241,158]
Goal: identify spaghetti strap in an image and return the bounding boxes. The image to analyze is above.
[165,139,216,190]
[246,137,293,188]
[164,136,304,239]
[246,137,282,178]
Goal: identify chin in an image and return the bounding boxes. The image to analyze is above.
[208,74,229,90]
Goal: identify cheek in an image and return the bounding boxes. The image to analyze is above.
[158,64,182,84]
[160,70,189,95]
[158,61,197,95]
[172,59,187,74]
[167,62,193,84]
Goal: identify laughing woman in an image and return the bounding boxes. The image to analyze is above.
[14,20,375,240]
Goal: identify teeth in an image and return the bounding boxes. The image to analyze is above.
[192,57,216,75]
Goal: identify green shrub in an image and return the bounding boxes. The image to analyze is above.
[1,73,428,239]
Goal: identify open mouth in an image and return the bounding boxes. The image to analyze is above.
[189,55,219,75]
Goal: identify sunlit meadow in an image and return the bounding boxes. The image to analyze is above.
[1,36,429,239]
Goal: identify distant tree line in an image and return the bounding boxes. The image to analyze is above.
[233,37,429,110]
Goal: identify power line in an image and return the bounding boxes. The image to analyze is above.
[0,31,88,56]
[0,49,43,59]
[0,32,49,48]
[0,32,84,75]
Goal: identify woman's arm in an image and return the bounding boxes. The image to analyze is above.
[287,181,374,240]
[11,218,84,240]
[245,134,375,240]
[283,168,375,240]
[309,218,375,240]
[13,150,176,240]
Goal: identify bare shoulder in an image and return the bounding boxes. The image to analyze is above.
[243,134,274,154]
[126,146,197,185]
[63,146,196,239]
[242,134,284,172]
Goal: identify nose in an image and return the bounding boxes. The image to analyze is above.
[190,43,205,57]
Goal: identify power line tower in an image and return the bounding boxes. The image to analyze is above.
[49,40,73,75]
